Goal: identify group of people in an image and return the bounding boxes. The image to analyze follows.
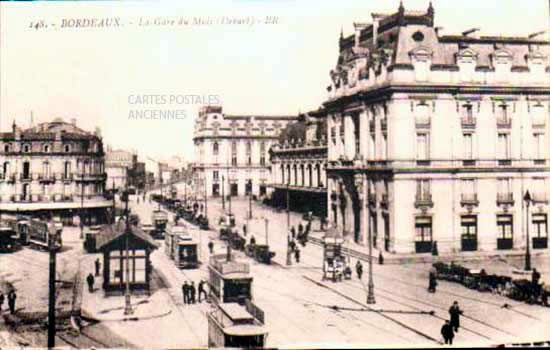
[441,301,463,345]
[0,290,17,314]
[182,280,208,304]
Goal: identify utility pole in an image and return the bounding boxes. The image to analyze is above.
[48,227,57,348]
[123,184,133,315]
[524,190,532,271]
[248,180,253,219]
[204,176,208,220]
[112,180,116,224]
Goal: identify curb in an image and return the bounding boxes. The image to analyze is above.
[81,308,172,323]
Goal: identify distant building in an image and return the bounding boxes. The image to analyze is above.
[0,118,110,224]
[324,3,550,254]
[104,148,134,191]
[192,106,297,197]
[269,109,328,217]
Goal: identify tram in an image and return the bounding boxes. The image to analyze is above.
[208,302,268,348]
[322,227,349,282]
[28,219,62,251]
[164,224,200,269]
[207,253,268,348]
[83,225,103,253]
[0,225,20,252]
[151,210,168,239]
[208,254,253,304]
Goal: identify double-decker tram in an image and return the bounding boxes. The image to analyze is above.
[164,224,199,269]
[207,254,267,348]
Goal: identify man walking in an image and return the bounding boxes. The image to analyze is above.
[95,258,101,277]
[428,267,437,293]
[86,273,95,293]
[7,290,16,315]
[198,280,207,303]
[441,320,454,345]
[356,260,363,280]
[208,241,214,254]
[190,282,196,304]
[294,247,300,263]
[291,226,296,240]
[243,224,247,237]
[182,281,189,304]
[0,292,4,312]
[449,301,463,332]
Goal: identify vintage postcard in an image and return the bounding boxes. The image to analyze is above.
[1,0,549,348]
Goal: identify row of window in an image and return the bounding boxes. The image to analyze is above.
[415,213,548,251]
[2,160,104,179]
[1,143,100,153]
[415,178,547,198]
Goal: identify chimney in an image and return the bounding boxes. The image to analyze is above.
[71,118,76,126]
[94,127,102,137]
[30,111,34,128]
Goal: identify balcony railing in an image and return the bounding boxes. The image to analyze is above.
[496,192,514,205]
[461,117,477,129]
[20,174,33,182]
[496,117,512,129]
[414,193,434,208]
[460,193,479,206]
[415,116,431,129]
[368,193,376,206]
[38,173,56,183]
[73,172,107,181]
[381,119,387,131]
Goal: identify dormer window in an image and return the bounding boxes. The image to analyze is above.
[492,49,513,82]
[43,144,51,153]
[23,144,31,153]
[526,51,546,82]
[456,48,477,82]
[409,47,433,82]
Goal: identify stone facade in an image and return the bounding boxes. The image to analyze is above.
[192,106,297,197]
[105,149,134,191]
[0,118,110,224]
[269,110,329,217]
[324,3,550,254]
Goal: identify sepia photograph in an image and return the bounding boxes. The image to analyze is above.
[1,0,550,348]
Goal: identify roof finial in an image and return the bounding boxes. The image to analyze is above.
[428,1,434,15]
[340,26,344,40]
[399,0,405,13]
[12,119,16,132]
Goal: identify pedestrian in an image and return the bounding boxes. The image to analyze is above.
[428,270,437,293]
[198,280,207,303]
[86,273,95,293]
[532,268,541,285]
[250,235,256,246]
[190,282,196,304]
[294,247,300,263]
[208,241,214,254]
[0,292,4,312]
[306,221,311,234]
[449,301,463,332]
[291,226,296,240]
[356,260,363,280]
[7,290,16,315]
[183,281,189,304]
[320,216,326,231]
[289,239,296,253]
[95,258,101,277]
[441,320,454,345]
[298,223,304,235]
[243,224,247,237]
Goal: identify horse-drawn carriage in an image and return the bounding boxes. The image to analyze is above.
[245,244,276,265]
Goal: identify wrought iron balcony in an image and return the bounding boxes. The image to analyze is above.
[496,117,512,129]
[414,193,433,208]
[415,116,431,129]
[461,116,477,129]
[496,192,514,205]
[380,194,389,208]
[381,119,387,131]
[20,174,33,182]
[38,173,56,183]
[460,193,479,206]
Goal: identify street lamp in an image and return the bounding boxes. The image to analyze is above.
[248,179,253,219]
[524,190,532,271]
[222,175,225,210]
[123,186,133,315]
[286,181,292,266]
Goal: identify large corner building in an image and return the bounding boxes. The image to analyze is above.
[324,3,550,254]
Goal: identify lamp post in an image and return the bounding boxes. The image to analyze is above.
[204,176,208,221]
[80,181,84,239]
[286,181,292,266]
[123,186,133,315]
[248,179,253,219]
[524,190,532,271]
[222,175,225,210]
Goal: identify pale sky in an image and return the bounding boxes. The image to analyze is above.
[1,0,548,162]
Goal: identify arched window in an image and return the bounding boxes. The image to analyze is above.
[64,161,71,179]
[213,142,219,155]
[4,144,10,153]
[43,144,51,153]
[3,161,9,175]
[23,144,31,153]
[64,144,71,153]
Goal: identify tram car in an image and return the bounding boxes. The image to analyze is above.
[164,224,187,259]
[151,210,168,239]
[208,302,268,348]
[2,217,30,246]
[0,225,20,252]
[28,219,62,251]
[322,228,348,282]
[174,234,199,269]
[208,254,253,305]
